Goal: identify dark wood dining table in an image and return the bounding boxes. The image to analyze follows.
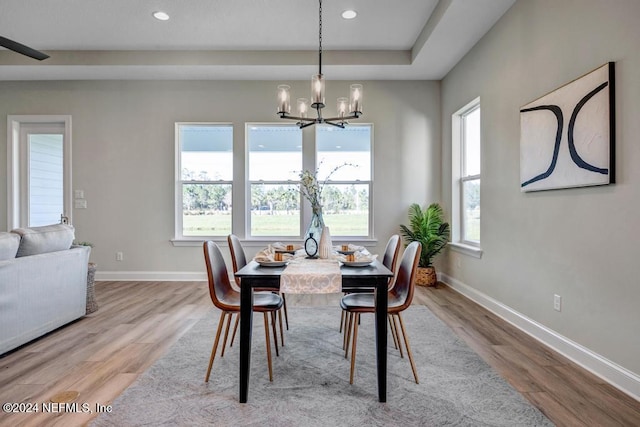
[234,258,394,403]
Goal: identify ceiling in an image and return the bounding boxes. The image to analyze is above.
[0,0,515,81]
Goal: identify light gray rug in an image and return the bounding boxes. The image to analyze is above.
[92,306,552,426]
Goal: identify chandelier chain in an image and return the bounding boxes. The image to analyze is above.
[318,0,322,74]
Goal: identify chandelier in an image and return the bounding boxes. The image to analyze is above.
[277,0,363,129]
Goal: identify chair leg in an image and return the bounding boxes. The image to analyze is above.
[264,313,274,382]
[229,313,240,347]
[392,314,404,358]
[349,313,360,385]
[271,311,279,357]
[278,307,285,347]
[282,293,289,330]
[397,313,419,384]
[388,314,399,350]
[205,311,226,382]
[344,312,353,356]
[340,310,345,333]
[220,311,233,357]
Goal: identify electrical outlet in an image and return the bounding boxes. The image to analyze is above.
[116,251,124,261]
[553,294,562,312]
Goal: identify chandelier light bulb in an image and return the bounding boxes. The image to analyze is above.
[350,84,363,114]
[337,97,348,119]
[298,98,309,118]
[311,74,325,107]
[277,85,291,114]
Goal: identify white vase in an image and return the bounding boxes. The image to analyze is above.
[318,226,332,259]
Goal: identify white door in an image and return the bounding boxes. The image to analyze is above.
[7,116,72,229]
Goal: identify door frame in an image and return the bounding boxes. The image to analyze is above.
[7,115,73,229]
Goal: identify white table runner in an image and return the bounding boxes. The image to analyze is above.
[280,258,342,294]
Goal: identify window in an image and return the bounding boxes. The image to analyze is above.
[452,99,481,252]
[173,122,374,242]
[247,124,302,237]
[316,125,372,237]
[175,123,233,238]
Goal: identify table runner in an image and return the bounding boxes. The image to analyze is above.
[280,258,342,294]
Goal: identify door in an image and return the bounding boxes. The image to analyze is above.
[7,116,72,229]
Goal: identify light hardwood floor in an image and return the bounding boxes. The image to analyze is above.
[0,280,638,426]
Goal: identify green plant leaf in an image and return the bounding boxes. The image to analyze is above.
[399,202,450,267]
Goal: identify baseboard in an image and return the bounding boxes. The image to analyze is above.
[439,272,640,402]
[95,271,206,281]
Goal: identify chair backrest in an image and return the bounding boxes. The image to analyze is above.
[203,240,237,312]
[227,234,247,287]
[390,241,421,311]
[381,234,401,286]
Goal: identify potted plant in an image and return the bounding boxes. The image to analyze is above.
[399,203,450,286]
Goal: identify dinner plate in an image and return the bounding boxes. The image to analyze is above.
[342,260,373,267]
[257,260,287,267]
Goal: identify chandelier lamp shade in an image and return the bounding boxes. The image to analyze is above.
[277,0,363,129]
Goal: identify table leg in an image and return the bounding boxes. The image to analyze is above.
[374,278,388,402]
[239,280,254,403]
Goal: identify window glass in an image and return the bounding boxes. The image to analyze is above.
[462,179,480,242]
[463,107,481,176]
[247,125,302,237]
[316,125,372,237]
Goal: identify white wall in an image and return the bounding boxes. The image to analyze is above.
[440,0,640,390]
[1,80,440,275]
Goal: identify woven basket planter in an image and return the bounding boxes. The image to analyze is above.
[86,263,99,314]
[415,266,437,287]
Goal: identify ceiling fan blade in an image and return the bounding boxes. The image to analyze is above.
[0,36,49,61]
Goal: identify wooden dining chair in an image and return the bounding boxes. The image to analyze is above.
[203,240,283,382]
[339,234,401,341]
[228,234,287,346]
[341,241,421,384]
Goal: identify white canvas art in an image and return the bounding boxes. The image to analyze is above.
[520,62,615,192]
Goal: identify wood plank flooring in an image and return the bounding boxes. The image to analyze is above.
[0,280,638,426]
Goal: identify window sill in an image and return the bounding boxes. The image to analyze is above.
[171,238,379,248]
[448,242,483,258]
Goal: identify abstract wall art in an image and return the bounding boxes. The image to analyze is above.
[520,62,615,192]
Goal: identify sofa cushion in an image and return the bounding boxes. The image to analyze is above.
[0,232,21,260]
[12,224,75,257]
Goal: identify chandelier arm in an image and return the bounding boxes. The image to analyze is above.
[323,120,346,129]
[323,113,361,122]
[279,113,316,122]
[299,121,319,129]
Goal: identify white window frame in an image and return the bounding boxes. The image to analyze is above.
[7,115,72,230]
[174,122,233,241]
[451,99,482,258]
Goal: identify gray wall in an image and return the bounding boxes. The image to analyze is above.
[440,0,640,378]
[1,80,440,273]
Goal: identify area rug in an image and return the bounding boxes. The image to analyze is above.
[91,306,552,426]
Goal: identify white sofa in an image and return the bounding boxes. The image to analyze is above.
[0,224,90,355]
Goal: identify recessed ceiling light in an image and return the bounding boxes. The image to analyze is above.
[341,10,357,20]
[153,11,170,21]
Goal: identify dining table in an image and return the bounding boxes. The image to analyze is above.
[234,256,394,403]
